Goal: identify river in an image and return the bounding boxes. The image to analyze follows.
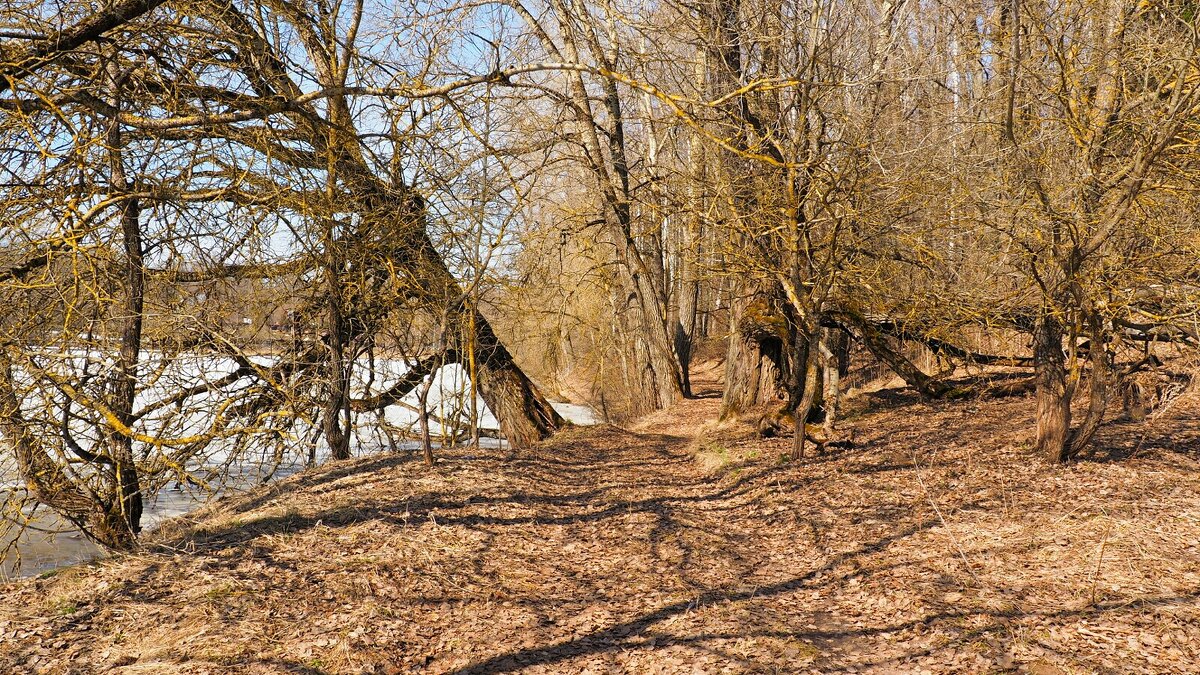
[1,397,599,580]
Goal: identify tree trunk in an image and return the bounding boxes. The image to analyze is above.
[322,292,352,461]
[105,70,144,542]
[675,53,707,399]
[0,356,138,549]
[597,18,682,411]
[791,330,820,460]
[1066,312,1112,457]
[821,328,850,436]
[675,275,699,398]
[548,4,684,413]
[722,285,786,418]
[346,301,566,451]
[470,308,567,449]
[610,280,661,415]
[1034,314,1072,463]
[604,171,684,411]
[354,189,568,450]
[722,331,782,419]
[674,218,700,399]
[322,129,354,461]
[417,371,435,466]
[840,312,949,398]
[107,171,145,541]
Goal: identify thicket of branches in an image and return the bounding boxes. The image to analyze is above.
[2,0,1199,553]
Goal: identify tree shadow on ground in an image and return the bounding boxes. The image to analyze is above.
[441,503,1200,675]
[1083,413,1200,465]
[161,456,794,553]
[440,516,942,673]
[98,388,1200,673]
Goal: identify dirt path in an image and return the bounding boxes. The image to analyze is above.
[2,372,1200,673]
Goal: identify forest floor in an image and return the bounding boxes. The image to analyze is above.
[2,363,1200,674]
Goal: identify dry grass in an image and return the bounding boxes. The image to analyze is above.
[1,370,1199,674]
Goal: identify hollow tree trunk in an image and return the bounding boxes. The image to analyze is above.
[722,331,783,419]
[722,284,787,418]
[1034,314,1072,463]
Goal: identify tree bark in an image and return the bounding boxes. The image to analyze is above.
[721,284,786,418]
[675,266,699,398]
[322,138,353,461]
[105,66,144,541]
[322,280,353,461]
[821,328,850,436]
[791,330,819,460]
[1034,314,1072,463]
[546,0,683,412]
[338,185,568,450]
[0,0,167,94]
[343,300,564,450]
[470,308,566,448]
[1065,312,1112,457]
[674,49,708,399]
[417,370,435,466]
[0,356,139,549]
[839,312,949,398]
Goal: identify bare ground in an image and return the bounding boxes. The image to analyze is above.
[2,368,1199,674]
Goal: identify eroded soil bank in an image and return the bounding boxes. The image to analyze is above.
[2,375,1199,674]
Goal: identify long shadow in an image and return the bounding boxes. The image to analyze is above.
[1083,414,1200,464]
[517,585,1199,672]
[210,429,686,520]
[842,585,1200,671]
[420,424,1086,672]
[223,452,422,516]
[448,515,946,674]
[166,445,805,553]
[41,385,1187,671]
[449,518,1199,675]
[223,425,689,518]
[256,660,327,675]
[167,486,758,552]
[145,388,1200,669]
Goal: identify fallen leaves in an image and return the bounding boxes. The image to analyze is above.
[0,380,1198,673]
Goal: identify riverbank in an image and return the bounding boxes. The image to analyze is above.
[2,376,1199,673]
